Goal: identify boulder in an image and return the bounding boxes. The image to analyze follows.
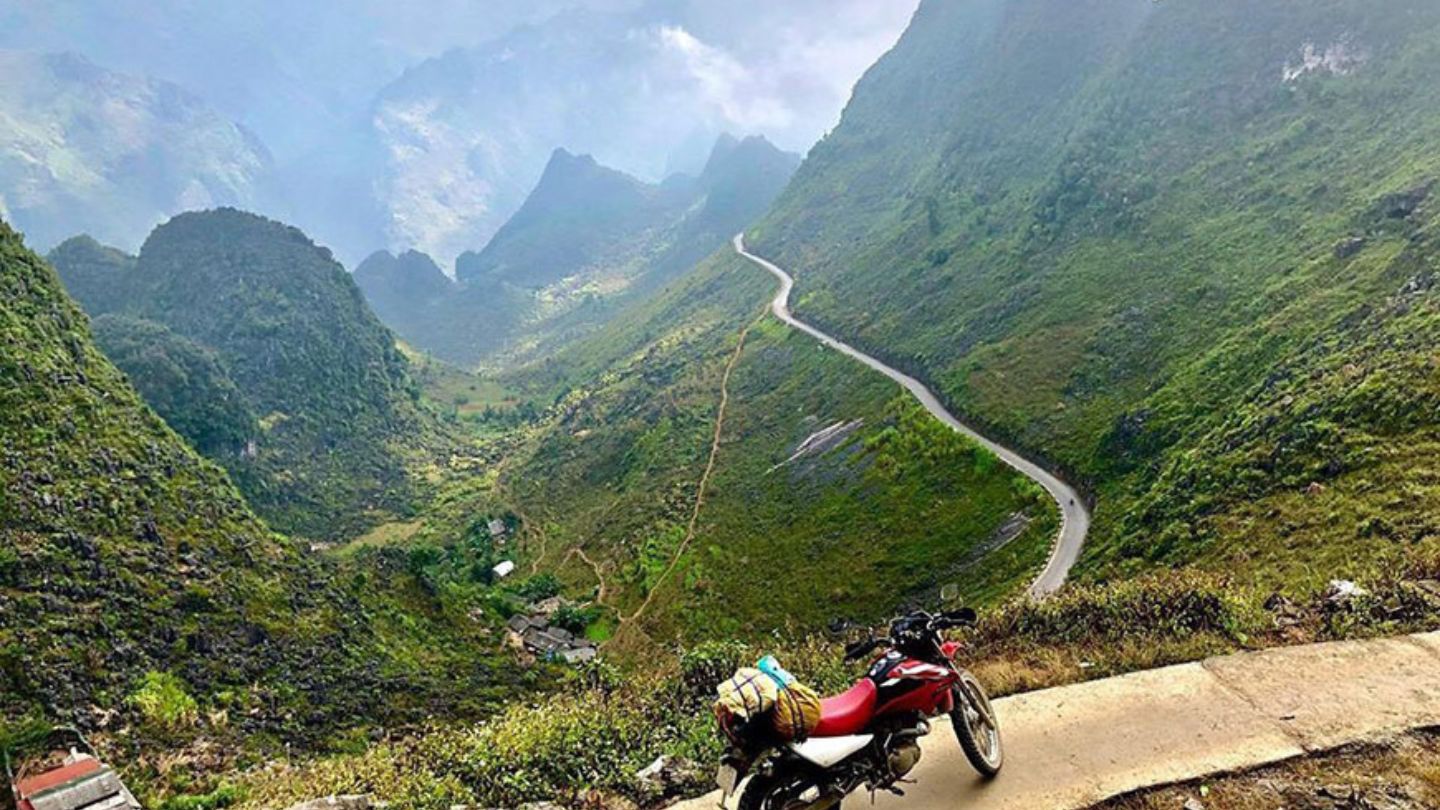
[1333,236,1366,260]
[1325,580,1368,605]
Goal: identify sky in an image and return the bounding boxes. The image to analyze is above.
[0,0,921,159]
[0,0,923,263]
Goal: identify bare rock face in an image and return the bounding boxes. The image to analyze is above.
[0,51,271,253]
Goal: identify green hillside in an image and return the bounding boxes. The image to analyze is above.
[0,219,518,760]
[751,0,1440,588]
[52,210,438,540]
[498,250,1055,648]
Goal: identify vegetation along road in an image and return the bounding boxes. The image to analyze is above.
[733,235,1089,598]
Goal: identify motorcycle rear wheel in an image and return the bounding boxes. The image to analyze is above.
[738,771,840,810]
[951,670,1003,777]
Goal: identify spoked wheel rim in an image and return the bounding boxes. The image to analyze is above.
[953,672,1003,774]
[742,771,832,810]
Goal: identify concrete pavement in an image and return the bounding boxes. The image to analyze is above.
[673,631,1440,810]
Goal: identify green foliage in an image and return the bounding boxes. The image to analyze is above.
[129,672,200,734]
[90,315,258,456]
[156,784,241,810]
[512,574,562,603]
[548,604,598,634]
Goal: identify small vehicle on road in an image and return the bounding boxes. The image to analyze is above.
[714,594,1002,810]
[5,728,141,810]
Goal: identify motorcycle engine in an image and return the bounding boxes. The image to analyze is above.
[887,741,923,779]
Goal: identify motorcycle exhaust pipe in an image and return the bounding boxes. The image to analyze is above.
[796,785,846,810]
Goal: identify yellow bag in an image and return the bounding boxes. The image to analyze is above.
[715,667,778,720]
[771,682,823,741]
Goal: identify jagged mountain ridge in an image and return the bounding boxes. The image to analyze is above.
[0,218,512,745]
[356,134,799,369]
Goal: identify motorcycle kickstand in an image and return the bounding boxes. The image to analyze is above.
[871,779,916,802]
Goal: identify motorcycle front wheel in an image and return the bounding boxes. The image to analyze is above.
[738,770,840,810]
[951,670,1003,777]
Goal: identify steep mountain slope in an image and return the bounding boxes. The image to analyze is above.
[0,219,514,748]
[750,0,1440,586]
[0,51,272,254]
[90,314,258,458]
[52,210,436,540]
[359,136,798,370]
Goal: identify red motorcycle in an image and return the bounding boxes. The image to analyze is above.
[715,607,1002,810]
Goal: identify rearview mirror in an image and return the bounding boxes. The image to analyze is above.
[940,583,961,606]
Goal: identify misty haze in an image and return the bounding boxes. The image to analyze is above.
[3,2,1440,810]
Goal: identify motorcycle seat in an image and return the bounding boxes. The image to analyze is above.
[812,679,878,737]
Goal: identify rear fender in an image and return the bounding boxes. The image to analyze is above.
[788,734,874,768]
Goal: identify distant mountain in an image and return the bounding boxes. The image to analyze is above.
[364,7,822,266]
[751,0,1440,585]
[354,248,453,316]
[45,234,136,311]
[52,209,435,539]
[0,51,272,254]
[456,149,691,289]
[353,248,524,369]
[359,135,799,369]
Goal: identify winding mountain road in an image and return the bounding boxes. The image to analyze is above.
[733,235,1089,598]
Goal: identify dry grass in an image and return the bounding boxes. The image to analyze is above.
[1097,732,1440,810]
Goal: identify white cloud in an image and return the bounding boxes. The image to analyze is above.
[651,25,795,134]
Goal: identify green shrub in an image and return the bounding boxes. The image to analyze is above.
[158,784,241,810]
[513,574,562,602]
[979,571,1257,645]
[129,672,200,734]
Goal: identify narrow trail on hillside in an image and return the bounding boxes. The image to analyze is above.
[614,309,766,640]
[564,546,612,608]
[733,235,1090,598]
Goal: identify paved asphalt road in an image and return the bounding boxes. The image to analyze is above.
[733,234,1090,598]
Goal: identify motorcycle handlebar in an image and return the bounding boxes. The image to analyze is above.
[843,637,888,662]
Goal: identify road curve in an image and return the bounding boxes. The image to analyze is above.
[733,234,1089,598]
